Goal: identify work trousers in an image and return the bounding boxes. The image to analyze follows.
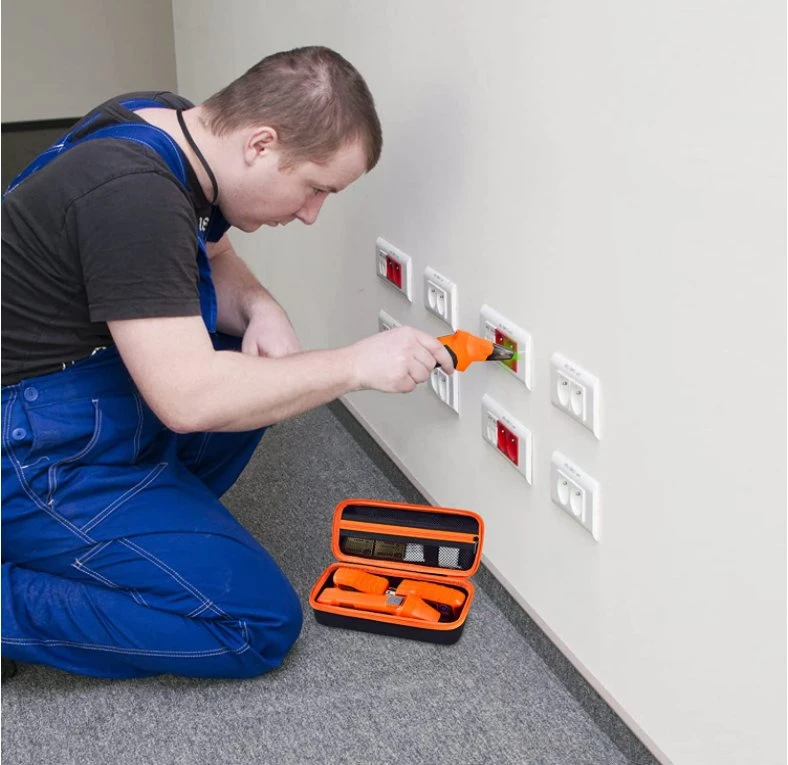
[1,337,302,679]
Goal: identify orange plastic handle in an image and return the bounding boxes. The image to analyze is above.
[332,567,389,595]
[395,580,467,610]
[317,588,441,622]
[438,330,495,372]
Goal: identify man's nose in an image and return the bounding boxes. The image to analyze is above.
[296,196,325,226]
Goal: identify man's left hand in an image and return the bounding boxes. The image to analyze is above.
[241,305,302,358]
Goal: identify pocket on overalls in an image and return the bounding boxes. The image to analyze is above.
[26,397,101,465]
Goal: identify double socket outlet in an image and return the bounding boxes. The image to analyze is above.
[550,451,600,540]
[550,353,601,438]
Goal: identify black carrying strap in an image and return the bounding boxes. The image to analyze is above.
[176,109,219,205]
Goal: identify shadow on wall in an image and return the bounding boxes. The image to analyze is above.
[1,120,78,191]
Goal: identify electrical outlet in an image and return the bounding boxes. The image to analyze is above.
[378,310,401,332]
[550,451,600,540]
[429,367,459,414]
[376,237,412,301]
[479,305,533,389]
[480,394,532,483]
[423,267,458,329]
[550,353,601,438]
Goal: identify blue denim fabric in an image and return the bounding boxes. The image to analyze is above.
[1,337,303,678]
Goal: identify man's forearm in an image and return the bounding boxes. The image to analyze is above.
[209,245,277,335]
[172,347,358,432]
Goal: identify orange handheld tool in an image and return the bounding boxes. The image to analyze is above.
[332,567,389,594]
[437,330,515,372]
[317,588,441,623]
[394,580,467,612]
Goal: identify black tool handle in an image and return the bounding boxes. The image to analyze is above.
[435,345,458,370]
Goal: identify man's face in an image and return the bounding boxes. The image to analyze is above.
[222,134,368,232]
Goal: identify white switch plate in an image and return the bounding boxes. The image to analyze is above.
[429,367,459,414]
[376,237,412,301]
[550,352,601,439]
[480,394,532,483]
[479,305,533,389]
[423,267,458,329]
[378,309,401,332]
[550,451,600,540]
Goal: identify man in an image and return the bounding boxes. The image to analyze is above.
[1,46,454,679]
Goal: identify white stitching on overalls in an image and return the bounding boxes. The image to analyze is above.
[2,389,93,544]
[46,399,103,504]
[0,636,248,658]
[132,390,144,462]
[80,462,167,533]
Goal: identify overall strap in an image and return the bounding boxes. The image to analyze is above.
[3,98,170,197]
[3,98,219,332]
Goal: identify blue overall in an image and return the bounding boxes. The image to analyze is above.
[1,100,303,678]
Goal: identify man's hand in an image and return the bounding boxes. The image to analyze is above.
[241,303,302,358]
[344,326,455,392]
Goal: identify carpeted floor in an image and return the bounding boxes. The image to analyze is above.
[1,405,638,765]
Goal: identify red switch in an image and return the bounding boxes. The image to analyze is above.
[497,422,519,466]
[386,256,403,289]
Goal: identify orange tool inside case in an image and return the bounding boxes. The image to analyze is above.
[310,499,484,644]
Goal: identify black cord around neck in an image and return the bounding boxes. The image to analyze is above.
[176,109,219,206]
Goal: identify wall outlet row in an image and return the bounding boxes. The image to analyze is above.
[374,237,601,541]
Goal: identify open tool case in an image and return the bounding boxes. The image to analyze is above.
[309,499,484,644]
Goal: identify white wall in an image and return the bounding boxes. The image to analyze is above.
[1,0,177,122]
[173,3,786,763]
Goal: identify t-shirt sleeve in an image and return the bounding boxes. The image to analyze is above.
[67,170,202,323]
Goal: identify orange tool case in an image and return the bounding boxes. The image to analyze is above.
[309,498,484,644]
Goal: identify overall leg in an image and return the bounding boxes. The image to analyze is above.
[1,359,302,679]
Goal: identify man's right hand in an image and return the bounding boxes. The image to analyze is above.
[344,326,455,393]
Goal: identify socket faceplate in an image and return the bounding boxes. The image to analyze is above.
[550,451,600,540]
[479,305,533,389]
[550,353,601,438]
[481,394,532,483]
[376,237,413,301]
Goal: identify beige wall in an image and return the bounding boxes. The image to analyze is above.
[173,3,786,763]
[1,0,177,122]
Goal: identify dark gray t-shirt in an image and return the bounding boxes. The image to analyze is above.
[1,91,215,385]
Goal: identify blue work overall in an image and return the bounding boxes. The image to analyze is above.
[1,100,303,678]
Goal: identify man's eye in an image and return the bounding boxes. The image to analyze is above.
[313,188,324,196]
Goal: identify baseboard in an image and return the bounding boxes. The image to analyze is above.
[329,397,670,765]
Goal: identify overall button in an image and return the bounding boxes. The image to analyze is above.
[12,428,27,440]
[23,387,39,402]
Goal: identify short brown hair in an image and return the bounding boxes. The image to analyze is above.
[202,46,382,171]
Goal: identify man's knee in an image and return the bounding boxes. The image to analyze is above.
[229,579,303,678]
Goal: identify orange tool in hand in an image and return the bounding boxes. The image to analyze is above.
[437,330,516,372]
[317,588,441,622]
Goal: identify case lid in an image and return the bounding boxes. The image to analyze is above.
[331,499,484,578]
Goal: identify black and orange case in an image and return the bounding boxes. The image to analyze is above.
[310,499,484,644]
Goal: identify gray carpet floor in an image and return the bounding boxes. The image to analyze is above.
[2,405,634,765]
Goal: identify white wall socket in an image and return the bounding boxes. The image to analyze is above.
[480,394,532,483]
[429,368,459,414]
[378,309,401,332]
[550,352,601,439]
[479,305,533,389]
[376,237,412,301]
[550,451,600,540]
[423,267,458,329]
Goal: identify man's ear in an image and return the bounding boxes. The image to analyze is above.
[245,126,279,165]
